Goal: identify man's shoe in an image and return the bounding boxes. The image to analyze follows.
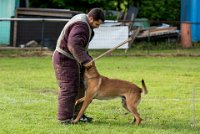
[80,114,93,122]
[74,114,93,123]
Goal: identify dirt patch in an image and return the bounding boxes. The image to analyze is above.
[101,53,200,57]
[0,47,53,57]
[1,47,200,57]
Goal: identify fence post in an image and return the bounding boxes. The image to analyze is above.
[41,19,45,50]
[181,22,191,48]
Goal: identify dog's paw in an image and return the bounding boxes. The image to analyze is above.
[129,118,136,124]
[130,118,142,125]
[70,120,78,124]
[135,118,142,125]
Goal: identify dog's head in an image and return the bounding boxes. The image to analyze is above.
[84,62,100,79]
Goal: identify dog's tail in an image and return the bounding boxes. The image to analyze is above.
[141,79,148,95]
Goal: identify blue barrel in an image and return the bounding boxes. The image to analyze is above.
[181,0,200,42]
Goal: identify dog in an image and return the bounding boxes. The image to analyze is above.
[72,63,148,125]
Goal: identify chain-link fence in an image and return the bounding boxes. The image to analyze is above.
[0,18,200,56]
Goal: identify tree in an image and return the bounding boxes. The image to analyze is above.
[28,0,181,21]
[138,0,180,20]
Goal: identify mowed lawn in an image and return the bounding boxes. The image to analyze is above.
[0,55,199,134]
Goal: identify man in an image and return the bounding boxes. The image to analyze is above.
[52,8,105,124]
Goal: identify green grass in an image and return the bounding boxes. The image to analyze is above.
[0,54,200,133]
[88,42,200,56]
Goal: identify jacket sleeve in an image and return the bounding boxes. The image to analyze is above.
[67,22,92,65]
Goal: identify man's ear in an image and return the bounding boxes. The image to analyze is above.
[88,16,94,23]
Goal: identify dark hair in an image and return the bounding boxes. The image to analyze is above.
[88,8,105,22]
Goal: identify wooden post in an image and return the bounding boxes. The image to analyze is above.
[181,22,192,48]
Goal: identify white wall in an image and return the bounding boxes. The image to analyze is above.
[89,25,129,49]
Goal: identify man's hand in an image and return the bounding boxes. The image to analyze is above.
[84,61,94,68]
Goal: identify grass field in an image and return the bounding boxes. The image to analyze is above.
[0,51,200,133]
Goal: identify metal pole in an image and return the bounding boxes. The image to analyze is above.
[26,0,29,8]
[147,28,150,54]
[41,19,45,50]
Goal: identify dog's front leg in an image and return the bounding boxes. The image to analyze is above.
[71,89,96,124]
[75,97,85,105]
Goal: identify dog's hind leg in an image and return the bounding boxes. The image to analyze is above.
[121,96,129,112]
[125,94,142,125]
[122,97,136,121]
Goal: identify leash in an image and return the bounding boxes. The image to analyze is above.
[89,27,140,63]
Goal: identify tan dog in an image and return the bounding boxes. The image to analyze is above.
[72,63,148,125]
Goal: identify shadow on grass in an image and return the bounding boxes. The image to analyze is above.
[79,118,199,133]
[142,119,199,133]
[91,119,135,127]
[35,88,58,95]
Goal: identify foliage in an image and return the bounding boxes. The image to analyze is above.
[28,0,180,20]
[138,0,181,20]
[28,0,65,8]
